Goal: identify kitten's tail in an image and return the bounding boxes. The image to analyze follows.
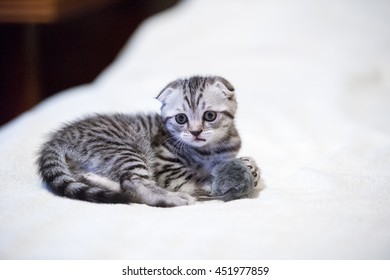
[37,147,128,204]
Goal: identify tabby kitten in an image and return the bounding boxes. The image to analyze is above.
[37,76,260,207]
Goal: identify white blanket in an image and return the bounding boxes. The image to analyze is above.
[1,0,389,259]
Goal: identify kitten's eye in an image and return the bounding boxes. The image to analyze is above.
[203,111,217,122]
[175,113,188,124]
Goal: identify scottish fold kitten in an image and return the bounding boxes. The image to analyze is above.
[37,76,260,207]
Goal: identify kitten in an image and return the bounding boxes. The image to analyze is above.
[37,76,260,207]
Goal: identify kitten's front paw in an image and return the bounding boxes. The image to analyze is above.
[239,157,261,187]
[211,158,254,201]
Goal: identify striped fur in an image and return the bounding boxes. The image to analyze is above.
[37,76,252,207]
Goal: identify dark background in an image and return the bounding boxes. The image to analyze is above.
[0,0,178,126]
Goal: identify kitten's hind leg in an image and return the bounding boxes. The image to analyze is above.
[78,172,194,207]
[78,172,120,192]
[120,174,195,207]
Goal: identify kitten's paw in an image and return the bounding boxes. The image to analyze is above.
[165,191,196,207]
[149,191,195,207]
[239,157,261,187]
[211,158,254,201]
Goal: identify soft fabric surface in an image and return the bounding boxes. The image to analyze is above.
[1,0,389,259]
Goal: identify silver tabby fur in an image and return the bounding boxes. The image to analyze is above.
[37,76,260,207]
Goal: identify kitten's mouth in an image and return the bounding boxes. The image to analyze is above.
[193,137,206,142]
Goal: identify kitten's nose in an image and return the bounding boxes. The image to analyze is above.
[190,130,202,137]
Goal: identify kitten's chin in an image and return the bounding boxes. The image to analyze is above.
[189,139,208,147]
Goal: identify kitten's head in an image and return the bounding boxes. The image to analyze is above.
[157,76,237,148]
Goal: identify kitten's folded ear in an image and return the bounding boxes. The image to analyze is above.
[156,80,181,103]
[213,76,235,100]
